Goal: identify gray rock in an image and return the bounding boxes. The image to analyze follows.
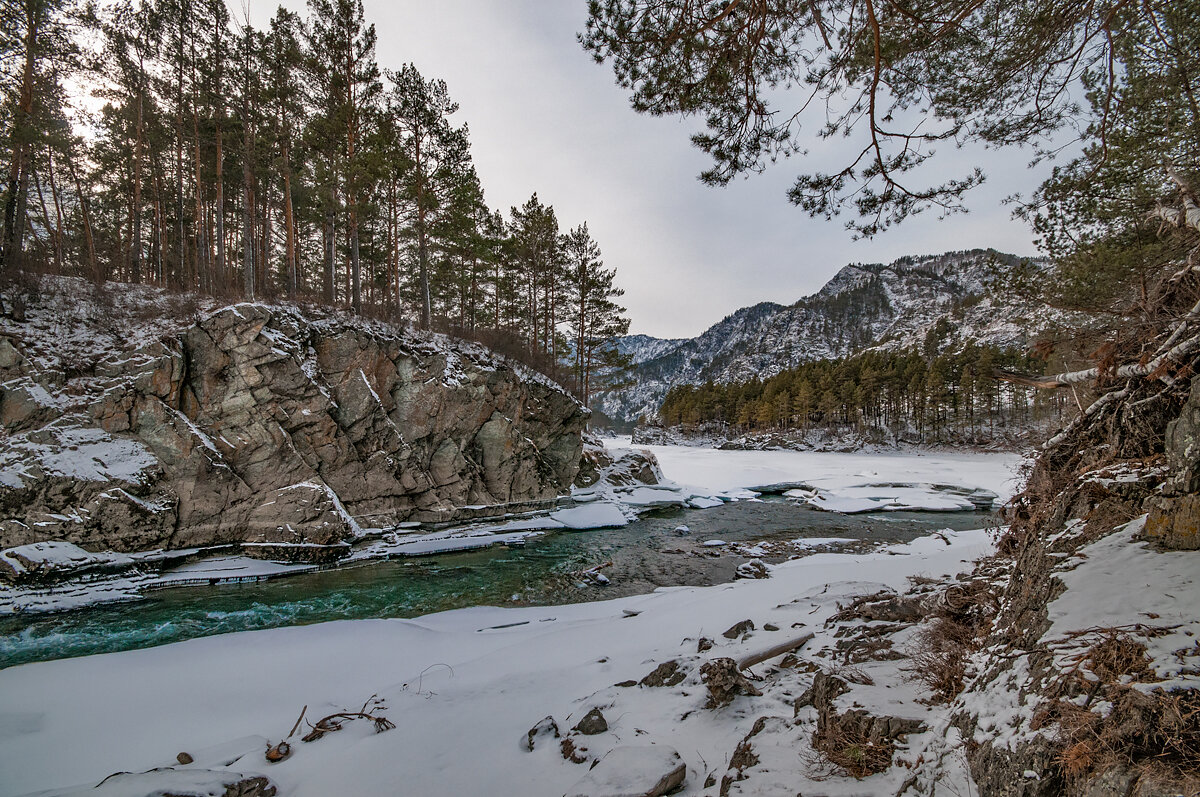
[0,303,587,573]
[573,708,609,735]
[1145,374,1200,549]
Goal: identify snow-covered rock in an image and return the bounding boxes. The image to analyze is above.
[0,278,587,567]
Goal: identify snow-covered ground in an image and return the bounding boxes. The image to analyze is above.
[0,445,1027,796]
[0,529,998,797]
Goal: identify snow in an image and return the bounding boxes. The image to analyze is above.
[550,502,630,530]
[0,527,998,797]
[615,438,1021,507]
[0,421,158,489]
[0,541,127,575]
[1046,515,1200,684]
[565,745,683,797]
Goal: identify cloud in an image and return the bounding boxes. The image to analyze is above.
[255,0,1051,339]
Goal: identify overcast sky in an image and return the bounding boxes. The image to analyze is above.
[254,0,1055,339]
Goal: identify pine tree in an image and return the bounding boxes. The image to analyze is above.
[385,63,466,328]
[563,222,630,407]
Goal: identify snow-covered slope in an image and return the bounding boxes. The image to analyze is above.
[598,249,1051,423]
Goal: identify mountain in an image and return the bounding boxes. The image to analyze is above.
[597,249,1050,424]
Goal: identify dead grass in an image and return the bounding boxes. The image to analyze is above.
[908,617,973,703]
[810,716,896,779]
[1037,632,1200,788]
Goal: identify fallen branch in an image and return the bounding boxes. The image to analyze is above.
[993,330,1200,390]
[301,695,395,742]
[737,632,815,670]
[288,706,307,739]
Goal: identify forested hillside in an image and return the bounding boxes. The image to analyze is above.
[0,0,629,400]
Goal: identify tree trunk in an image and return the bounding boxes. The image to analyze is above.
[215,116,225,290]
[1,3,40,273]
[282,140,297,297]
[322,187,335,304]
[66,156,98,281]
[242,106,254,300]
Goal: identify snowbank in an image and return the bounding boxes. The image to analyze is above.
[0,529,997,797]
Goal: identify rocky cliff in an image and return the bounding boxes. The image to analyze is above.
[0,279,587,563]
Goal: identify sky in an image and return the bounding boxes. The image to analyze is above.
[253,0,1057,339]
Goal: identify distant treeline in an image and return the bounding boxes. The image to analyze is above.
[0,0,628,403]
[658,345,1068,443]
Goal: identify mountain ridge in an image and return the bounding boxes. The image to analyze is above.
[597,248,1048,424]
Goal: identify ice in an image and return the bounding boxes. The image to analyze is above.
[154,556,317,586]
[549,502,629,529]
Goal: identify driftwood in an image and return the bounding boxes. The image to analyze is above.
[736,632,815,670]
[300,695,395,743]
[264,705,307,763]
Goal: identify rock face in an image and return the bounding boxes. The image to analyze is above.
[1144,374,1200,549]
[0,284,586,562]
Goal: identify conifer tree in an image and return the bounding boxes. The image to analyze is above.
[385,63,467,328]
[563,222,630,406]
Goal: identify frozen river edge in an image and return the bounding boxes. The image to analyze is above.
[0,445,1025,796]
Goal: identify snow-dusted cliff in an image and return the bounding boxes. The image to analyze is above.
[598,249,1053,423]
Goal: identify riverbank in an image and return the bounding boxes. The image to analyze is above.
[0,444,1027,795]
[0,524,1000,797]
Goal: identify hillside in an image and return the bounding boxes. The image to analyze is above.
[597,249,1054,424]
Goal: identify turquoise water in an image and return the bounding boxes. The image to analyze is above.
[0,501,995,669]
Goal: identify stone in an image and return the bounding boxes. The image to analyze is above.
[565,745,686,797]
[735,559,769,579]
[700,658,762,707]
[1162,374,1200,495]
[573,707,609,735]
[697,637,713,653]
[574,443,663,488]
[639,660,686,688]
[523,715,560,752]
[1144,494,1200,550]
[1144,374,1200,550]
[722,619,755,639]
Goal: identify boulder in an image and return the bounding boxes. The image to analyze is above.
[573,708,609,735]
[1145,374,1200,549]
